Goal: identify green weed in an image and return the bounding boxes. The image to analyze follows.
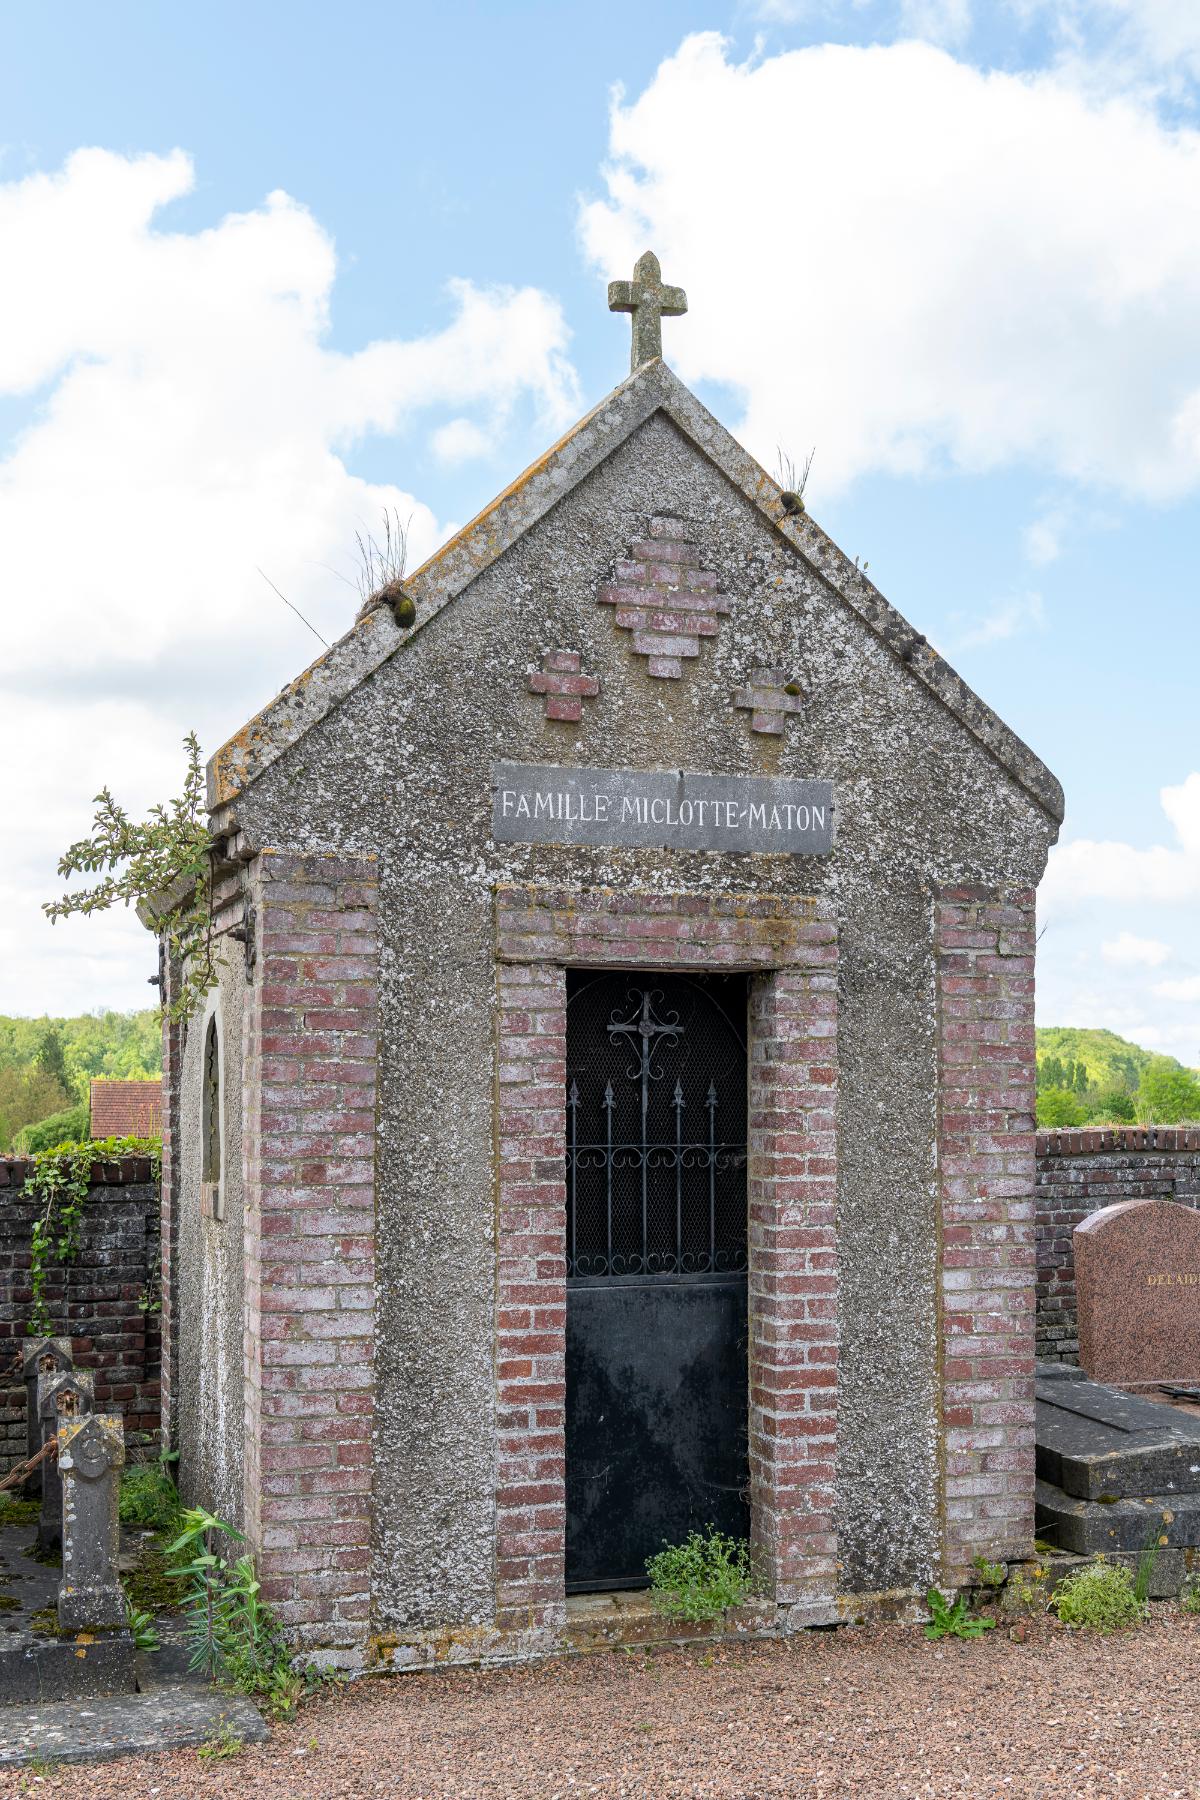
[1051,1558,1145,1632]
[166,1506,328,1716]
[646,1528,757,1623]
[971,1553,1006,1588]
[0,1495,41,1529]
[1134,1516,1169,1605]
[119,1458,182,1533]
[924,1588,995,1640]
[125,1597,160,1653]
[196,1718,244,1761]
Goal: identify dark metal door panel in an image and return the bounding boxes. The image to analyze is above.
[564,971,750,1593]
[565,1277,749,1592]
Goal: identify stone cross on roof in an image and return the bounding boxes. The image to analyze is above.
[608,251,687,373]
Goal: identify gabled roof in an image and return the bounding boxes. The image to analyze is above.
[89,1078,163,1138]
[208,359,1064,827]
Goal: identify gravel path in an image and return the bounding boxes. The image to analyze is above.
[6,1613,1200,1799]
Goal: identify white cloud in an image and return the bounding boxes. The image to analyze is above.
[1101,931,1173,966]
[1014,1,1200,92]
[1038,778,1200,1062]
[1022,512,1065,565]
[1154,974,1200,1001]
[749,0,963,36]
[899,0,971,44]
[948,589,1044,651]
[1043,773,1200,908]
[0,148,578,1014]
[431,417,493,464]
[580,33,1200,500]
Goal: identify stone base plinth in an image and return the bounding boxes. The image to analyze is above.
[0,1629,136,1707]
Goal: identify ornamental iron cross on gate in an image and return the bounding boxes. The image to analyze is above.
[608,251,688,373]
[607,988,682,1118]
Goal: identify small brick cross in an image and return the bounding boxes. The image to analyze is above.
[733,667,806,735]
[598,516,732,680]
[528,649,600,723]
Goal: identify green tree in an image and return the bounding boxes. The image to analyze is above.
[15,1103,90,1154]
[1086,1088,1137,1124]
[1137,1057,1200,1124]
[34,1026,69,1091]
[1038,1087,1088,1129]
[0,1066,70,1150]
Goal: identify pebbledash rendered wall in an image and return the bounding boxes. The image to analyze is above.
[1035,1127,1200,1362]
[0,1156,161,1465]
[162,369,1061,1663]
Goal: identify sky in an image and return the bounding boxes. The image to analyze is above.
[1,0,1199,1060]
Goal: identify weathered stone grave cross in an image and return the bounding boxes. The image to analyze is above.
[608,251,687,372]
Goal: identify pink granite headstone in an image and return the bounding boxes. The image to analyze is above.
[1075,1199,1200,1385]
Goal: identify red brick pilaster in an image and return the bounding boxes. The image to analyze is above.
[494,962,568,1636]
[243,850,379,1654]
[935,884,1037,1581]
[748,952,839,1616]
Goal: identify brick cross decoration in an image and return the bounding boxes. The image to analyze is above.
[733,667,806,735]
[607,251,688,372]
[598,516,732,680]
[527,649,600,723]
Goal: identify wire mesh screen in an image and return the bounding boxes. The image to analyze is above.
[566,971,749,1280]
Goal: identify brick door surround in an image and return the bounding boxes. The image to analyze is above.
[493,885,840,1637]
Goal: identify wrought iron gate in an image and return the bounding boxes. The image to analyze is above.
[564,971,750,1592]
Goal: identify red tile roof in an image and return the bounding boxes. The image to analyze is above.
[89,1079,162,1140]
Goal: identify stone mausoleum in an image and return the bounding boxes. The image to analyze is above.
[161,259,1064,1665]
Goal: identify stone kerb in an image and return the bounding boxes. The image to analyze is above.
[934,884,1037,1583]
[492,885,839,1636]
[242,849,380,1658]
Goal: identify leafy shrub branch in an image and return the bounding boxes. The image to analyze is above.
[24,1136,161,1335]
[44,732,221,1023]
[168,1506,330,1717]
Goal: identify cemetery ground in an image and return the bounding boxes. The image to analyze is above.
[8,1609,1200,1798]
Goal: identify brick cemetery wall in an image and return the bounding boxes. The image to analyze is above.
[0,1156,161,1468]
[1035,1128,1200,1361]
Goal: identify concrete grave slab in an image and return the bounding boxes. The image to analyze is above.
[1035,1374,1200,1499]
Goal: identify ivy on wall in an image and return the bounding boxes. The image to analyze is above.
[22,1136,161,1335]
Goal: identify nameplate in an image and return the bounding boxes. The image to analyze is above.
[492,762,834,856]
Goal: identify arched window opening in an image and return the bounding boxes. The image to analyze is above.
[201,1015,224,1220]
